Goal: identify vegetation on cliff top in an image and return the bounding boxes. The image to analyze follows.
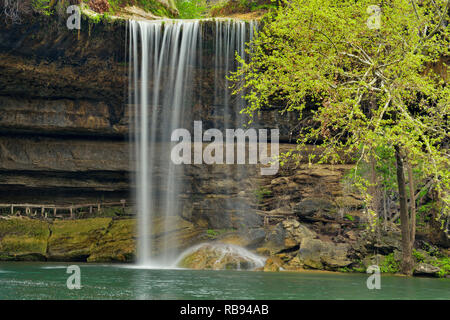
[210,0,276,18]
[14,0,272,20]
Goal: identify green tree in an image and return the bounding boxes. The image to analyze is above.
[232,0,449,275]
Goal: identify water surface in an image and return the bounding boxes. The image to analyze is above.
[0,262,448,300]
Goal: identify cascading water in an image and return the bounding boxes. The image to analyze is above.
[213,20,257,220]
[173,243,266,270]
[129,19,257,268]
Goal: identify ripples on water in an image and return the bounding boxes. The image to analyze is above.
[0,263,449,300]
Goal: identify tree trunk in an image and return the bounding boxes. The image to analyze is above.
[369,154,379,213]
[395,145,413,275]
[407,163,416,256]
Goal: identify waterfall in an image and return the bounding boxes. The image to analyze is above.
[129,19,257,268]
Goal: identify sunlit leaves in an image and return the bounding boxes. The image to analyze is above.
[231,0,449,218]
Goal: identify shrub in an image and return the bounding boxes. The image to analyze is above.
[379,253,401,273]
[176,0,206,19]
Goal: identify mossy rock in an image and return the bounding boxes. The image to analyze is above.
[88,219,136,262]
[177,243,265,270]
[0,217,49,260]
[47,218,111,261]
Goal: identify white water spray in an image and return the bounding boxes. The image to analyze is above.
[129,19,258,268]
[173,243,266,270]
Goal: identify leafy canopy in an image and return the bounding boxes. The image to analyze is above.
[232,0,449,217]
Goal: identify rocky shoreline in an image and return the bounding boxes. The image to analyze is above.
[0,213,448,278]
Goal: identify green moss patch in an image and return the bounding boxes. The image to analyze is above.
[0,217,49,260]
[47,218,111,261]
[88,219,136,262]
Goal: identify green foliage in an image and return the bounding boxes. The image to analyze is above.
[344,214,355,221]
[205,228,233,239]
[413,248,450,277]
[88,12,102,23]
[206,229,219,237]
[32,0,53,15]
[412,249,426,262]
[337,266,350,272]
[253,187,272,201]
[379,253,401,273]
[241,0,277,12]
[422,241,442,256]
[231,0,449,224]
[108,0,175,17]
[0,218,49,255]
[176,0,206,19]
[210,0,276,16]
[352,265,366,273]
[431,257,450,278]
[417,202,434,217]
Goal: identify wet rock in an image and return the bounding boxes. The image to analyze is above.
[149,216,203,257]
[293,198,336,221]
[346,230,358,241]
[246,228,267,247]
[358,230,401,255]
[177,243,266,270]
[307,167,341,178]
[192,197,262,230]
[333,234,347,243]
[88,219,136,262]
[335,196,364,209]
[263,256,283,272]
[362,254,386,268]
[283,256,303,271]
[47,218,111,261]
[265,223,286,248]
[270,177,289,186]
[216,228,266,248]
[256,247,271,256]
[322,223,341,236]
[262,219,316,254]
[282,219,317,243]
[413,263,441,277]
[298,238,351,270]
[0,217,49,261]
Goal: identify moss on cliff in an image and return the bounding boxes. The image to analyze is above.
[47,217,111,261]
[88,219,136,262]
[0,217,49,260]
[107,0,178,17]
[0,217,137,262]
[209,0,275,18]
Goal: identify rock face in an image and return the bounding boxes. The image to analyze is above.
[413,263,441,277]
[47,218,112,261]
[0,13,128,204]
[294,198,336,221]
[297,238,352,270]
[0,216,202,262]
[0,217,49,261]
[177,243,266,270]
[0,14,301,205]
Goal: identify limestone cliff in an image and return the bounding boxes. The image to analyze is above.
[0,12,448,277]
[0,14,298,203]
